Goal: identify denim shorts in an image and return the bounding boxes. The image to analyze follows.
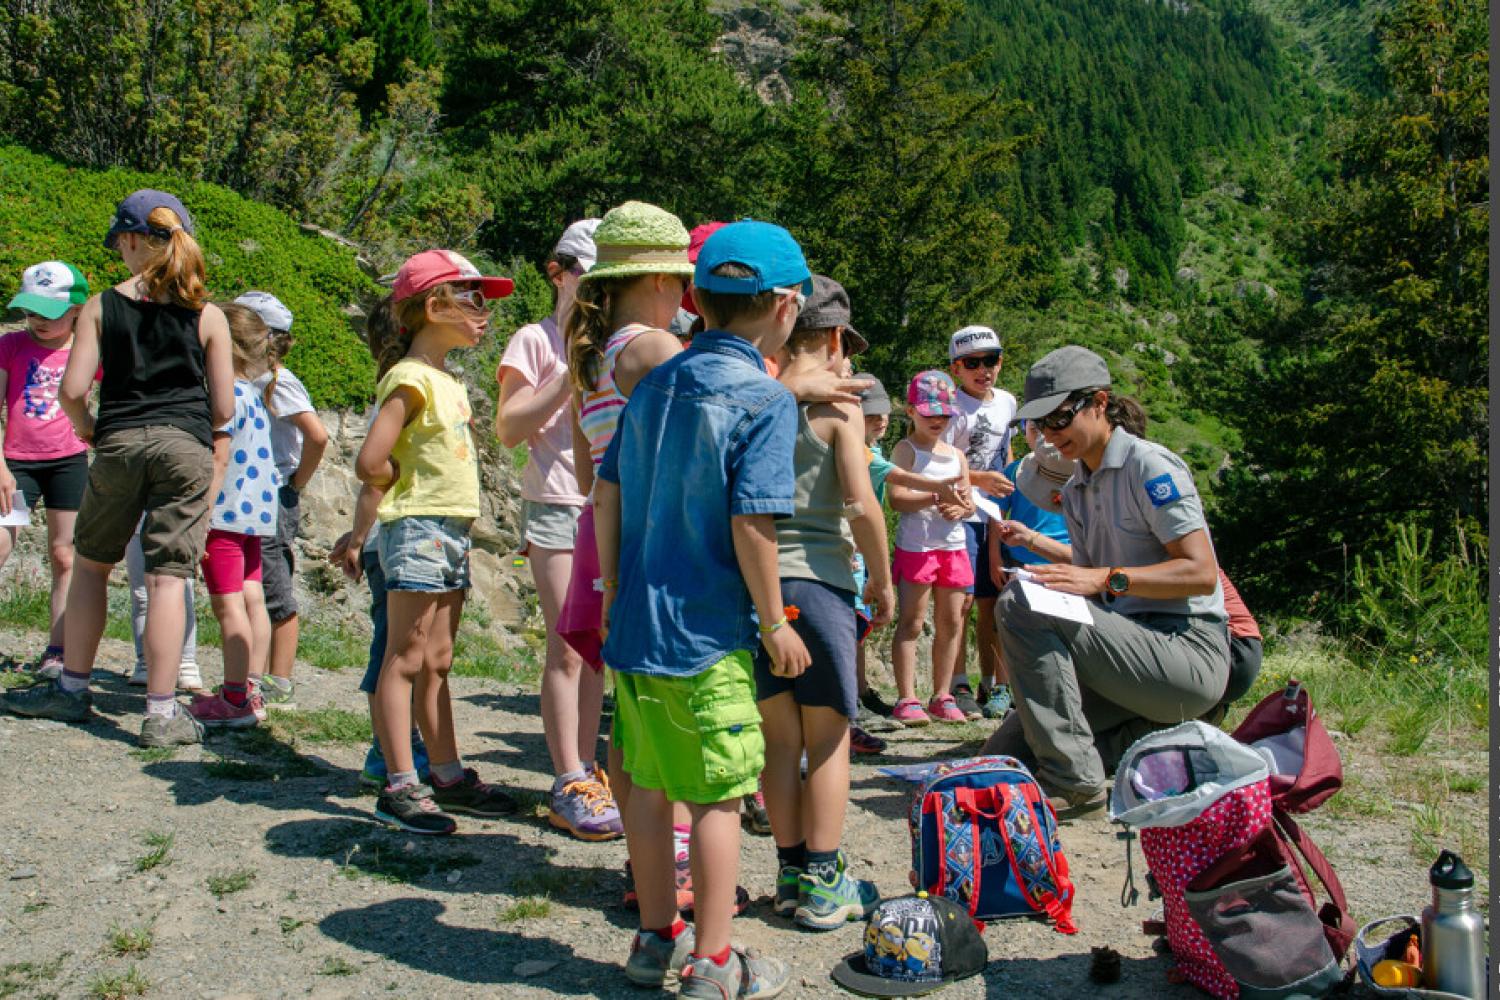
[377,515,472,592]
[359,548,389,695]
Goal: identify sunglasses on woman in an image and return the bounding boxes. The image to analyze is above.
[959,353,1002,370]
[1037,392,1096,431]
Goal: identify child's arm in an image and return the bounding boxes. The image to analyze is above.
[884,440,942,514]
[59,295,102,445]
[994,519,1073,564]
[987,521,1008,591]
[570,392,594,498]
[286,411,329,492]
[732,513,811,677]
[356,387,421,488]
[829,403,895,627]
[329,481,388,582]
[882,465,961,494]
[593,477,621,637]
[940,450,977,521]
[199,304,235,432]
[496,361,570,449]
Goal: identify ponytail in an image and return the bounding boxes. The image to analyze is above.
[261,329,293,415]
[139,206,208,310]
[1105,393,1148,439]
[219,303,269,378]
[566,277,623,394]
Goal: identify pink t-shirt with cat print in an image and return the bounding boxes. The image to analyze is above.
[0,330,96,460]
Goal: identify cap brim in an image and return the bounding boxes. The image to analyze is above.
[911,404,952,418]
[479,277,515,299]
[7,293,73,320]
[843,325,868,356]
[1016,455,1069,512]
[1012,390,1071,424]
[832,955,950,997]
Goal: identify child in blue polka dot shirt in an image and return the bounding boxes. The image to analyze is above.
[188,304,279,728]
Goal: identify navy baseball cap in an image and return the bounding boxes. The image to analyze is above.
[693,220,813,296]
[104,189,195,250]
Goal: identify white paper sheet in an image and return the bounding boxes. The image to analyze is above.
[1018,577,1094,625]
[971,488,1005,523]
[0,494,29,528]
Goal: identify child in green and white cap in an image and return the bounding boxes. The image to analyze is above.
[0,262,94,675]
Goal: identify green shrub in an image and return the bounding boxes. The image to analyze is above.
[0,144,380,408]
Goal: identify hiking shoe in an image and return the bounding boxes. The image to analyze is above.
[891,698,930,727]
[680,946,790,999]
[177,662,204,693]
[951,684,983,720]
[859,688,896,718]
[34,650,64,680]
[926,694,967,723]
[1045,786,1109,823]
[981,684,1012,719]
[856,705,903,733]
[259,675,295,710]
[358,733,431,790]
[375,782,456,835]
[773,865,802,917]
[549,773,623,841]
[3,679,91,722]
[741,791,772,836]
[139,710,205,747]
[430,768,517,818]
[624,925,696,989]
[795,854,880,930]
[849,725,887,756]
[187,692,258,728]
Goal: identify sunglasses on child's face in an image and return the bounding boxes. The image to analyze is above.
[1037,393,1096,432]
[449,289,489,311]
[960,353,1002,370]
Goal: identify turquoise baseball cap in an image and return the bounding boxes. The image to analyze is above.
[693,220,813,296]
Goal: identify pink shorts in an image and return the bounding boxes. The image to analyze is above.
[892,547,973,590]
[556,504,604,672]
[201,529,263,595]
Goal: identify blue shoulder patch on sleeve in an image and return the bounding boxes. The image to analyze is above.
[1143,473,1182,508]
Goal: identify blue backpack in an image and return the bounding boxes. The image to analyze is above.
[908,756,1077,932]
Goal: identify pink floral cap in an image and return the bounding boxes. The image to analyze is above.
[907,370,958,417]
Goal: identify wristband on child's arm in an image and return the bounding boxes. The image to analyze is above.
[759,617,788,635]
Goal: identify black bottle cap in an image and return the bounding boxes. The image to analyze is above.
[1430,850,1474,890]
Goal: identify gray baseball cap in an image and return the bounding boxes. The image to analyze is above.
[1012,345,1112,423]
[795,275,867,356]
[859,376,891,416]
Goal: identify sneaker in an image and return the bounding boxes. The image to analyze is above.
[855,703,903,732]
[624,925,696,989]
[260,675,295,710]
[859,687,896,717]
[891,698,931,727]
[848,725,887,756]
[1044,785,1109,823]
[773,865,802,917]
[34,650,64,680]
[430,768,517,818]
[549,773,624,841]
[139,710,205,747]
[2,679,92,722]
[177,662,204,693]
[951,684,983,720]
[795,853,881,930]
[741,791,772,836]
[249,692,268,724]
[187,692,258,728]
[926,694,967,723]
[127,662,148,686]
[358,733,431,790]
[680,947,790,999]
[374,782,456,836]
[981,684,1012,719]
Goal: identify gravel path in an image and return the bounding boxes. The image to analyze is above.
[0,623,1449,999]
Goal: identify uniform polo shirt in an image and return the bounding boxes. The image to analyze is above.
[1062,429,1226,621]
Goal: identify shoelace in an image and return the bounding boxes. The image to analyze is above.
[562,777,613,817]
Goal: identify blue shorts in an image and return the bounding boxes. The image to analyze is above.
[377,516,472,592]
[754,578,859,718]
[962,521,1000,599]
[358,548,388,695]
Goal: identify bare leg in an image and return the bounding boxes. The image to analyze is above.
[141,573,188,697]
[61,556,112,686]
[624,784,676,931]
[757,692,803,847]
[801,705,851,852]
[242,580,271,685]
[268,614,298,680]
[533,546,596,776]
[210,591,253,685]
[687,801,742,956]
[414,590,463,767]
[0,524,14,575]
[44,510,76,649]
[891,579,932,701]
[975,595,1002,687]
[929,587,968,699]
[374,591,439,776]
[950,593,974,692]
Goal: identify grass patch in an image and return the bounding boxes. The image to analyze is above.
[107,921,154,958]
[269,705,371,745]
[451,628,540,685]
[21,899,49,914]
[297,619,369,672]
[497,896,552,923]
[306,820,483,885]
[317,956,357,977]
[0,579,50,631]
[1321,774,1393,820]
[1387,705,1437,756]
[129,747,177,764]
[134,831,174,873]
[201,728,322,781]
[279,916,305,935]
[206,868,256,899]
[87,965,148,999]
[0,952,68,998]
[0,671,32,689]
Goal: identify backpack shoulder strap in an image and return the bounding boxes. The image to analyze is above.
[1275,810,1355,959]
[988,782,1079,934]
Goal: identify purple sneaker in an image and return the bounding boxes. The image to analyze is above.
[548,771,623,841]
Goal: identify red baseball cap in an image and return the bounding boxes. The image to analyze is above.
[392,249,514,304]
[681,221,729,315]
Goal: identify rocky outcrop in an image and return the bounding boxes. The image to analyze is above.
[711,1,804,104]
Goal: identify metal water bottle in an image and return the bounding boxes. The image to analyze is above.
[1420,850,1486,998]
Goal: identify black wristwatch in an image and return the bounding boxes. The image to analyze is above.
[1106,567,1130,596]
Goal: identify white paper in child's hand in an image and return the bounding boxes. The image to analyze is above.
[0,494,29,528]
[970,489,1004,522]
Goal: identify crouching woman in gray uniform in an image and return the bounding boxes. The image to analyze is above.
[984,346,1227,818]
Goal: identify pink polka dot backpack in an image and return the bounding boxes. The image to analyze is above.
[1109,681,1355,999]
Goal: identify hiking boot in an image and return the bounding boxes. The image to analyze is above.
[859,688,896,718]
[891,698,931,727]
[374,782,456,836]
[951,684,984,720]
[741,791,771,836]
[981,683,1012,719]
[795,853,880,930]
[926,694,967,723]
[34,649,64,680]
[1045,785,1109,823]
[624,924,696,989]
[549,772,623,841]
[773,865,802,917]
[187,692,258,728]
[3,679,91,722]
[430,768,517,817]
[679,946,790,999]
[259,675,295,710]
[848,725,887,756]
[856,705,902,733]
[139,710,205,747]
[177,662,204,693]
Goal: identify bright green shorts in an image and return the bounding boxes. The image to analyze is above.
[612,650,765,805]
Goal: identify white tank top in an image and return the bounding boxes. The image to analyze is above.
[894,442,967,553]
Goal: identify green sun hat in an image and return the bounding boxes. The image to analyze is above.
[581,201,695,283]
[8,261,90,319]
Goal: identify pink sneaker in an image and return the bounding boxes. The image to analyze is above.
[926,694,967,723]
[188,692,259,728]
[891,698,931,727]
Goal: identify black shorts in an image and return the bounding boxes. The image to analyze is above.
[260,485,300,623]
[754,577,859,718]
[9,453,89,512]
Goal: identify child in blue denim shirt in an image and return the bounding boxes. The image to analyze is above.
[595,221,812,998]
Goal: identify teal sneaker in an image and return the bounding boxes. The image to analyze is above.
[773,865,802,917]
[794,854,880,931]
[981,684,1012,719]
[260,675,296,710]
[358,732,430,790]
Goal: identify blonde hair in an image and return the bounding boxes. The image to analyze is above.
[219,303,269,378]
[565,276,640,394]
[366,284,463,380]
[138,206,208,310]
[261,328,293,416]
